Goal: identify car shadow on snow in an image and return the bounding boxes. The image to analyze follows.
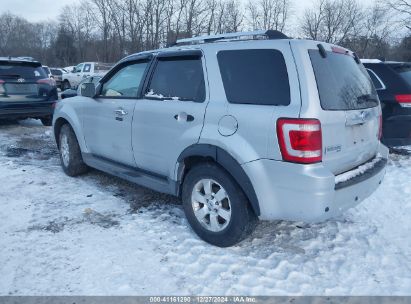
[27,209,120,233]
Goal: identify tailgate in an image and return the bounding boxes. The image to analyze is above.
[295,41,382,175]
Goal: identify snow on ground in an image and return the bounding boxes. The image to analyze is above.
[0,119,410,295]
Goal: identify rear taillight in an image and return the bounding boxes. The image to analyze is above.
[378,115,383,140]
[37,78,55,86]
[277,118,322,164]
[395,94,411,107]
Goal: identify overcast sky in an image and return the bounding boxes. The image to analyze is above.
[0,0,376,23]
[0,0,81,22]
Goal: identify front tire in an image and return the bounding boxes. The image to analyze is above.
[59,124,88,176]
[182,162,257,247]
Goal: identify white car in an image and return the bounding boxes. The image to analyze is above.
[62,62,112,90]
[42,66,52,78]
[53,30,388,247]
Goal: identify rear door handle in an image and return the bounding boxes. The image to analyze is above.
[174,112,194,122]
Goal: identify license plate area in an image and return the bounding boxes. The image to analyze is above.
[5,83,38,95]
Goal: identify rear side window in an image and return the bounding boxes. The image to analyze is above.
[309,50,379,110]
[147,56,205,102]
[366,69,384,89]
[217,49,290,106]
[0,62,47,80]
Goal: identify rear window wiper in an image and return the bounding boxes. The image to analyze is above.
[357,94,379,104]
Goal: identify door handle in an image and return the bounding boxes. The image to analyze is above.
[115,108,128,116]
[174,112,194,122]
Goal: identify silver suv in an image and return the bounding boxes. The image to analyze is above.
[53,30,388,247]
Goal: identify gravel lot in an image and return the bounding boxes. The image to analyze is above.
[0,119,410,295]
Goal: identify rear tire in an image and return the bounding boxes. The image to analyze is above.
[59,124,88,176]
[40,116,52,126]
[182,162,257,247]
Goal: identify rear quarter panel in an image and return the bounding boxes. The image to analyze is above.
[198,40,301,164]
[290,40,382,175]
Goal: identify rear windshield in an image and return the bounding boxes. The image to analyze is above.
[217,49,290,106]
[391,64,411,87]
[51,69,63,76]
[0,62,47,80]
[309,50,379,110]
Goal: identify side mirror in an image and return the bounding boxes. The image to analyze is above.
[80,82,96,98]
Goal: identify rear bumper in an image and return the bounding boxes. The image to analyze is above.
[242,144,389,222]
[0,103,55,119]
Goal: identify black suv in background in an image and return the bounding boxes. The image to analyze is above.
[362,59,411,147]
[0,57,57,126]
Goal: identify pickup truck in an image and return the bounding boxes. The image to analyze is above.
[62,62,112,90]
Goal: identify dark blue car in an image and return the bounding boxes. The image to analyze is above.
[363,59,411,147]
[0,57,58,126]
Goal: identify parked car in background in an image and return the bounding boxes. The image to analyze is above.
[42,66,52,79]
[62,62,112,90]
[61,76,102,99]
[0,57,58,126]
[63,66,74,73]
[53,30,388,247]
[362,59,411,147]
[50,68,66,90]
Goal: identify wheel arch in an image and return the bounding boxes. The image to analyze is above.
[54,117,71,146]
[176,144,260,216]
[53,112,86,153]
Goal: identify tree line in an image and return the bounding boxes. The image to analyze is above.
[0,0,410,67]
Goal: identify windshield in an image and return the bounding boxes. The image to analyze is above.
[0,62,47,80]
[309,50,379,110]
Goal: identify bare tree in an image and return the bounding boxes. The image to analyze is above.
[301,0,363,44]
[386,0,411,31]
[246,0,291,31]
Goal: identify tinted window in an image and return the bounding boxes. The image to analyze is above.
[391,64,411,87]
[101,61,148,97]
[83,64,91,73]
[146,56,205,102]
[0,62,47,80]
[51,69,62,76]
[366,69,384,89]
[217,49,290,106]
[309,50,379,110]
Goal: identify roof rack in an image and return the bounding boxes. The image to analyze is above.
[0,56,36,62]
[174,30,289,46]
